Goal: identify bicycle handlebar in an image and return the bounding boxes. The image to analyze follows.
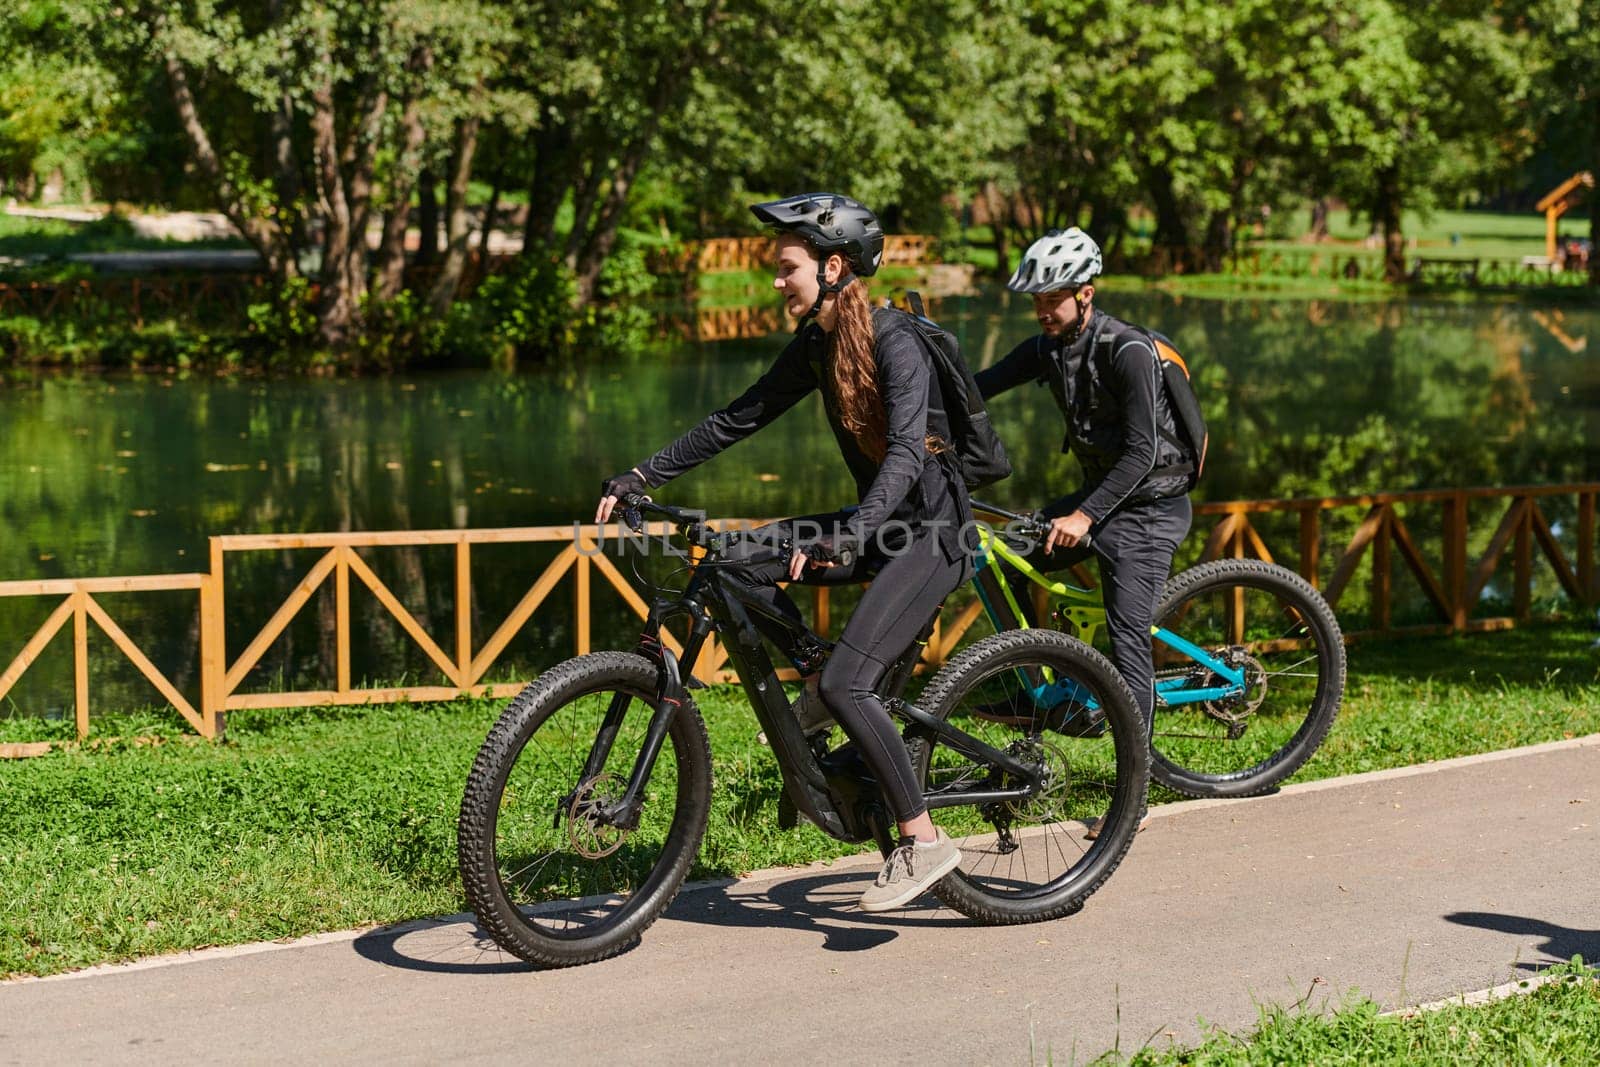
[618,493,857,568]
[972,498,1094,554]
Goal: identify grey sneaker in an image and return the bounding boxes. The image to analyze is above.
[756,686,835,747]
[792,686,834,736]
[858,831,962,912]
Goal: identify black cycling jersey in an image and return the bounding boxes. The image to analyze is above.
[639,307,971,555]
[975,311,1190,520]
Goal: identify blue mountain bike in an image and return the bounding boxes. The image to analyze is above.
[969,504,1346,799]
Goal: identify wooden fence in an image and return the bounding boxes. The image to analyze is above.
[654,235,934,276]
[1,484,1595,740]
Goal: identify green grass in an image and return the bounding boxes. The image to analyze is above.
[1252,206,1592,263]
[0,212,247,263]
[2,622,1597,978]
[1101,959,1600,1065]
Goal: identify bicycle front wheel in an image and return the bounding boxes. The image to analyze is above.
[458,651,712,968]
[1151,558,1346,798]
[911,629,1149,924]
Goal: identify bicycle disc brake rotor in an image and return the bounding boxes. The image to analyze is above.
[1005,736,1073,824]
[1201,650,1268,731]
[566,773,631,859]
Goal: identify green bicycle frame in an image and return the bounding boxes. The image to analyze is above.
[971,526,1246,708]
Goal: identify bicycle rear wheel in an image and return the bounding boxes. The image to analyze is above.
[1151,558,1345,798]
[458,651,712,967]
[910,629,1148,924]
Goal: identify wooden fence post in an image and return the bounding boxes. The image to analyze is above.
[1371,505,1392,632]
[1443,493,1468,632]
[200,539,227,739]
[456,538,473,684]
[1299,506,1320,588]
[575,550,591,656]
[1514,497,1532,620]
[1580,491,1596,604]
[72,589,90,739]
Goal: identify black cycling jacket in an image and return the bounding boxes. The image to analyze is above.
[975,310,1190,521]
[638,307,970,553]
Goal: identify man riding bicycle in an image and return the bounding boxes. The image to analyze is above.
[975,228,1195,739]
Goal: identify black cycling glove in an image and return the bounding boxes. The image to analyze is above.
[600,469,649,502]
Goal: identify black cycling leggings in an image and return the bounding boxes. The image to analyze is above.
[724,511,971,823]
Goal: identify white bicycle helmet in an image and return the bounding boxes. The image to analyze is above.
[1006,227,1103,292]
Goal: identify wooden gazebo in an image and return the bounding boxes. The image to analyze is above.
[1536,171,1594,261]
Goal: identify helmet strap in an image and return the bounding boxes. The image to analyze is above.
[805,264,855,320]
[1061,289,1093,344]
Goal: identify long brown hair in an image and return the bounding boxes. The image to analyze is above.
[825,272,949,462]
[826,275,888,462]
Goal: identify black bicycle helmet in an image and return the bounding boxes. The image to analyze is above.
[750,192,884,277]
[751,193,884,319]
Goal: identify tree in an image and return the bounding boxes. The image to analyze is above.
[1315,0,1539,280]
[101,0,512,352]
[1528,0,1600,283]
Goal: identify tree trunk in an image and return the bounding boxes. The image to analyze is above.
[1309,198,1330,242]
[1201,211,1231,273]
[310,75,359,350]
[341,82,388,315]
[161,53,293,279]
[1145,163,1190,257]
[982,182,1011,282]
[428,115,482,314]
[478,166,503,272]
[374,100,428,300]
[573,137,652,303]
[266,0,304,252]
[1375,166,1405,283]
[563,159,606,270]
[1591,97,1600,287]
[417,170,440,266]
[525,127,571,254]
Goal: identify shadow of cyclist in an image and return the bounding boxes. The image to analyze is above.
[662,867,1057,954]
[1443,911,1600,971]
[351,867,988,974]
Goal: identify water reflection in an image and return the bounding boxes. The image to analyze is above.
[1,291,1596,720]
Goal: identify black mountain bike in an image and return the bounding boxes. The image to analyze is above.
[458,495,1150,968]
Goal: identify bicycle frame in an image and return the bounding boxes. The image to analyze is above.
[972,526,1247,708]
[577,520,1045,852]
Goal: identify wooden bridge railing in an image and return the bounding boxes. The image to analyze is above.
[652,235,935,276]
[1,484,1595,740]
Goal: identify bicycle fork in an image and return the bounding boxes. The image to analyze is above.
[568,609,713,832]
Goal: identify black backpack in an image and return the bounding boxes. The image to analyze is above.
[1144,329,1209,490]
[890,292,1012,491]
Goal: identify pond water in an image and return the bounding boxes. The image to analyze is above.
[2,290,1597,720]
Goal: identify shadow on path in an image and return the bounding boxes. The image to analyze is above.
[1444,911,1600,971]
[352,918,542,976]
[349,867,974,975]
[665,869,973,953]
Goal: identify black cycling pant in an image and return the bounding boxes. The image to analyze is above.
[1006,494,1192,728]
[723,511,972,823]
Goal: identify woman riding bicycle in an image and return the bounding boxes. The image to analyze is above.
[595,192,972,912]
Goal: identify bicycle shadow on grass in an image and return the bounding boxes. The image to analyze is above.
[1443,911,1600,972]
